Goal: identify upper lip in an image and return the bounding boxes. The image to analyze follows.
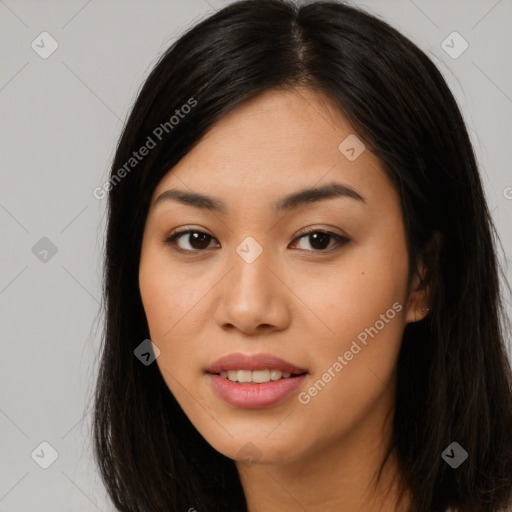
[206,352,307,374]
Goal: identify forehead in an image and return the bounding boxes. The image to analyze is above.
[151,88,397,213]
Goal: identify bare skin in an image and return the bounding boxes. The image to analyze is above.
[138,87,430,511]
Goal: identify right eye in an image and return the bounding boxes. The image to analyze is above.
[164,230,220,253]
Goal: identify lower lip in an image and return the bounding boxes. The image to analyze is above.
[207,373,307,409]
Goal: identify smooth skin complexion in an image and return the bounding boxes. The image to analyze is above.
[138,88,431,512]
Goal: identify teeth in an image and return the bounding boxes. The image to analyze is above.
[270,369,282,381]
[252,369,270,383]
[238,370,252,383]
[218,369,298,383]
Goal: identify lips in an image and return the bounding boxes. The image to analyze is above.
[206,352,307,375]
[206,352,308,409]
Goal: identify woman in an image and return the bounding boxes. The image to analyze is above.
[92,1,512,510]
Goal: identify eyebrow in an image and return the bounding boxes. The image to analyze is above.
[153,181,366,214]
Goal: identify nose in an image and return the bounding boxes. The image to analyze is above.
[213,242,292,335]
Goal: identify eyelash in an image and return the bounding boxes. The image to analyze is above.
[163,227,349,255]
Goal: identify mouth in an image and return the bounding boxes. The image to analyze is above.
[205,353,308,408]
[214,368,306,384]
[206,352,308,379]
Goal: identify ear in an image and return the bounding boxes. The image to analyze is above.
[404,231,441,324]
[404,261,429,324]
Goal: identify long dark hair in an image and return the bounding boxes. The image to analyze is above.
[92,1,512,510]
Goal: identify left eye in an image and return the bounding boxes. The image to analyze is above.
[164,229,348,253]
[291,230,348,252]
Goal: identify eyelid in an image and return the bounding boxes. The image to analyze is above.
[294,225,347,239]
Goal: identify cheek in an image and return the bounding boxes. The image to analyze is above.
[291,241,408,345]
[139,245,202,340]
[290,237,408,411]
[138,246,212,407]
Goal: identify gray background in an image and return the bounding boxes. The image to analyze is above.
[1,0,511,510]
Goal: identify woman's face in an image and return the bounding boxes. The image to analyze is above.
[139,88,427,465]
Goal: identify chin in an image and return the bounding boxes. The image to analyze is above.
[202,433,306,466]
